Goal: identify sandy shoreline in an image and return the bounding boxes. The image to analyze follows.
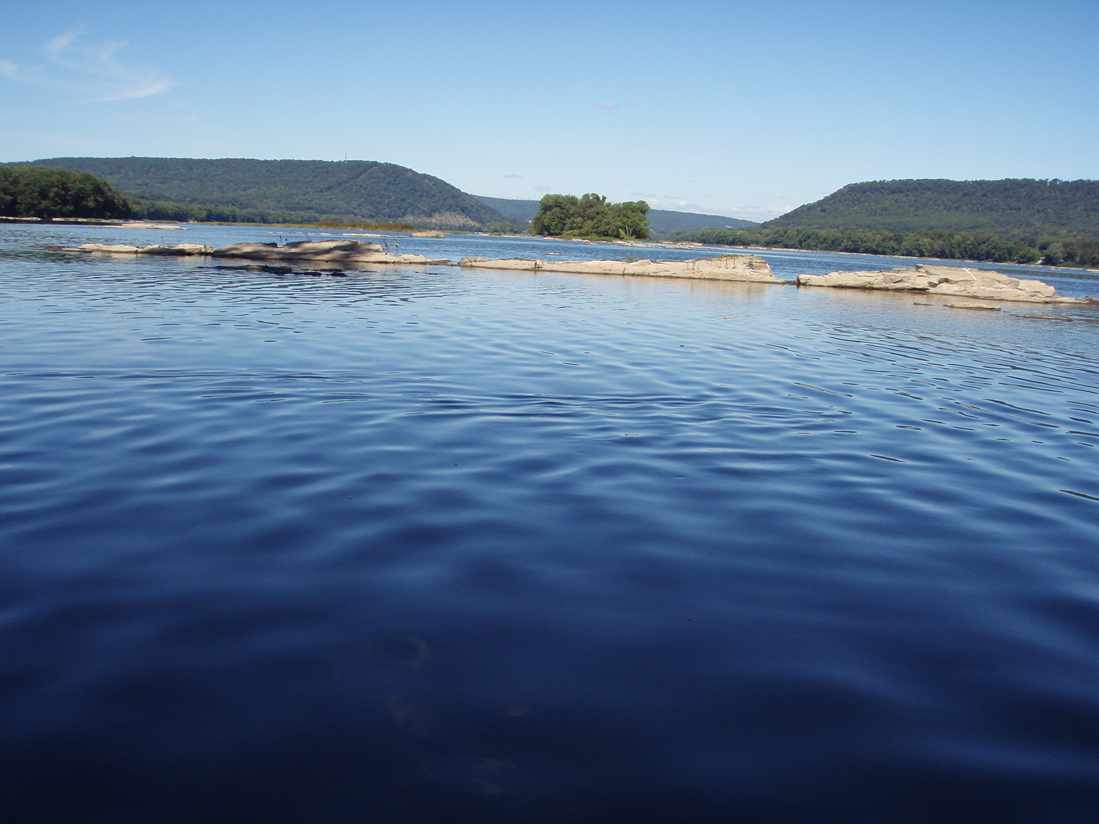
[0,216,180,230]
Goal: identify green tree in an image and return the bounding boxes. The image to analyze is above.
[0,166,131,220]
[532,193,650,240]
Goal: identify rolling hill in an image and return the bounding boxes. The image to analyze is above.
[475,195,757,236]
[27,157,505,228]
[768,179,1099,237]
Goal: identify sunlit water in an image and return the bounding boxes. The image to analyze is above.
[2,223,1099,821]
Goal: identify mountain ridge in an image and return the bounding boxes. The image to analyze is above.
[767,178,1099,236]
[25,157,505,228]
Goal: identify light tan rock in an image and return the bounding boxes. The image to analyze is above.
[458,254,779,283]
[797,264,1078,304]
[66,243,143,254]
[459,257,540,271]
[64,242,211,255]
[411,230,446,238]
[349,253,452,266]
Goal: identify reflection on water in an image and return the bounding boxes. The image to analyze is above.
[2,224,1099,822]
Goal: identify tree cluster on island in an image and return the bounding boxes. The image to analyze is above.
[0,166,132,220]
[532,194,651,240]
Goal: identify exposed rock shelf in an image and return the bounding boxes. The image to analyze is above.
[59,239,450,266]
[56,242,1085,303]
[457,254,781,283]
[797,264,1081,304]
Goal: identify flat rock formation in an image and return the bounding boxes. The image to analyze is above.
[797,264,1079,303]
[61,240,450,266]
[458,254,780,283]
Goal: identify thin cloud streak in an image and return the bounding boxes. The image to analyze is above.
[38,27,174,102]
[45,28,83,60]
[0,60,17,78]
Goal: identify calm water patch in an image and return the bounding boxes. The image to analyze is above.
[2,224,1099,821]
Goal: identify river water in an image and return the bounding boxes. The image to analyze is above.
[2,223,1099,821]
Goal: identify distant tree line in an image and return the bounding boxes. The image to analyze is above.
[675,227,1099,268]
[0,166,131,220]
[532,194,650,239]
[771,179,1099,237]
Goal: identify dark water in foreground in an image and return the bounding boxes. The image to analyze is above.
[3,224,1099,821]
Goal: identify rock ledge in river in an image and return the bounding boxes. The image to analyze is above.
[458,254,780,283]
[797,264,1078,304]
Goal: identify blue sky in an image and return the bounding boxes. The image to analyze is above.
[1,0,1095,219]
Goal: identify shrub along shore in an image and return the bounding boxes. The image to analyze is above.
[673,226,1099,269]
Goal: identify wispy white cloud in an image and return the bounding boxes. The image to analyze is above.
[0,59,16,78]
[593,101,620,112]
[46,27,83,60]
[33,27,174,102]
[503,173,523,180]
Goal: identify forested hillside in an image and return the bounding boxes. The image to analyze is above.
[669,179,1099,267]
[27,157,505,228]
[476,195,756,236]
[0,166,131,220]
[769,179,1099,236]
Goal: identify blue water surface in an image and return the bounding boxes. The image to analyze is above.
[2,223,1099,822]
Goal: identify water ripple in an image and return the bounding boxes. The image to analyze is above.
[3,224,1099,821]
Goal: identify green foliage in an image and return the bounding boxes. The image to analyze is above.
[690,179,1099,267]
[23,157,504,228]
[0,166,131,220]
[770,178,1099,236]
[531,193,651,240]
[674,226,1099,268]
[475,194,754,235]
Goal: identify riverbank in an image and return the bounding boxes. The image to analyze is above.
[483,230,1099,273]
[0,216,181,230]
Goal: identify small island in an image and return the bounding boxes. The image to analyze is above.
[531,193,651,240]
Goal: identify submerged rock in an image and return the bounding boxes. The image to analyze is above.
[63,239,450,267]
[458,254,780,283]
[212,240,384,260]
[140,243,214,256]
[798,264,1079,304]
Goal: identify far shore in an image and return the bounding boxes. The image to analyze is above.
[4,215,1096,275]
